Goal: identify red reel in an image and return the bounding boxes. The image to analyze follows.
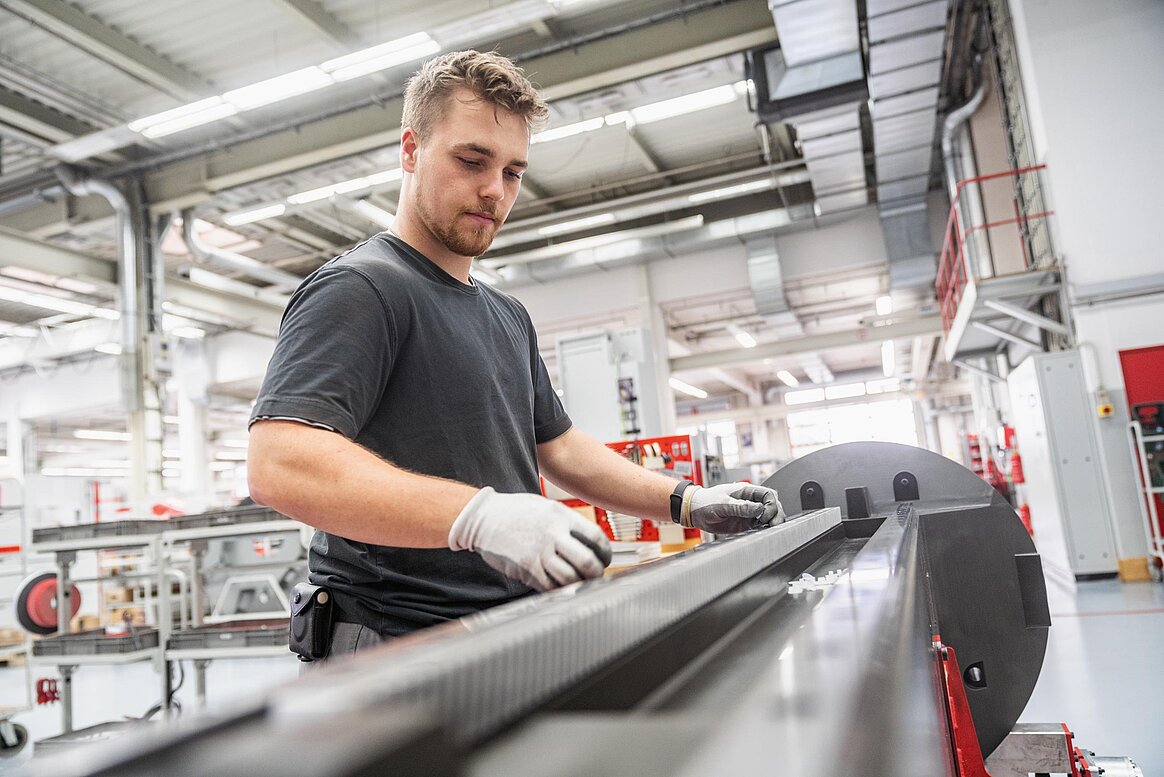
[14,572,81,635]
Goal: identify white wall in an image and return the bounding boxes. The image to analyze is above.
[1009,0,1164,566]
[1010,0,1164,287]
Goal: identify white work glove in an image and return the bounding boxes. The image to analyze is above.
[680,482,784,534]
[449,487,613,592]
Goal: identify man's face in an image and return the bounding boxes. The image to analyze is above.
[406,88,529,258]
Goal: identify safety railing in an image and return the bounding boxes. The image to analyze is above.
[935,164,1054,335]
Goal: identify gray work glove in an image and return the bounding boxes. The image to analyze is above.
[449,487,613,592]
[680,482,784,534]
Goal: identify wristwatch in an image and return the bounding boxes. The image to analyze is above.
[670,480,695,524]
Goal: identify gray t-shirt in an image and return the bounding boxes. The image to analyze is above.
[251,233,572,636]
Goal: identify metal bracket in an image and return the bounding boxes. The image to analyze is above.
[892,471,919,502]
[982,298,1071,337]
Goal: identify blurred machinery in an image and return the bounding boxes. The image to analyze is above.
[31,442,1142,777]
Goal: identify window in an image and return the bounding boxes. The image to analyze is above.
[787,397,918,458]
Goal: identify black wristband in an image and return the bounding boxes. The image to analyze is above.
[670,480,695,524]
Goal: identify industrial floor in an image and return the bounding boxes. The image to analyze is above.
[0,577,1161,774]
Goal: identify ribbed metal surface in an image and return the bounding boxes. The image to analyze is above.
[277,509,841,745]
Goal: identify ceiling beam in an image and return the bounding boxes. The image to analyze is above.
[624,127,663,175]
[0,223,115,283]
[3,0,210,101]
[670,315,944,372]
[140,1,775,211]
[276,0,363,50]
[0,85,96,145]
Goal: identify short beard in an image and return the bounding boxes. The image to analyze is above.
[417,196,497,258]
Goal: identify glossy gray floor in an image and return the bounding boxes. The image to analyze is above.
[0,577,1161,774]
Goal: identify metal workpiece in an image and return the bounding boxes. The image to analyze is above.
[30,443,1055,777]
[766,441,1050,757]
[34,508,841,777]
[672,504,953,777]
[273,508,841,743]
[985,723,1146,777]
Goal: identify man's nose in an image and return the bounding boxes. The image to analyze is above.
[479,170,505,202]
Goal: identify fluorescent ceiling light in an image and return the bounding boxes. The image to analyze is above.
[170,326,206,340]
[1,266,57,284]
[876,295,893,316]
[353,200,396,228]
[537,213,615,236]
[824,382,866,400]
[629,82,744,125]
[881,340,896,377]
[688,179,771,204]
[0,323,38,338]
[163,415,180,425]
[128,97,231,133]
[288,168,401,205]
[776,370,800,388]
[669,377,708,399]
[216,451,248,461]
[219,440,249,449]
[223,67,333,110]
[322,33,440,82]
[531,116,605,144]
[726,323,756,348]
[138,101,240,139]
[0,285,117,320]
[54,277,100,295]
[42,468,128,478]
[785,388,825,405]
[224,203,287,226]
[483,215,703,267]
[74,429,131,442]
[94,342,122,355]
[865,378,899,395]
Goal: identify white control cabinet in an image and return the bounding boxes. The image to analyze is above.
[1007,350,1118,578]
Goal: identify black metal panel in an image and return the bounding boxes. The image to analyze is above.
[766,442,1049,758]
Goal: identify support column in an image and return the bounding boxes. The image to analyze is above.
[636,265,677,434]
[175,338,210,510]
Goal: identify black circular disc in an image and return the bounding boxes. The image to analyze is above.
[764,441,1048,758]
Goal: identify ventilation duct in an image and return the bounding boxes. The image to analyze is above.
[867,0,951,290]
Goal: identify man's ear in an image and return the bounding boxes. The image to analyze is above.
[401,127,420,173]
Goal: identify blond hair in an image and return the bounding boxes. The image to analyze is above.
[402,50,549,138]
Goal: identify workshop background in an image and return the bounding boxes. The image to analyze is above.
[0,0,1160,773]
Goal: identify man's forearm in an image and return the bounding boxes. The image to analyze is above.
[538,428,676,521]
[248,420,477,547]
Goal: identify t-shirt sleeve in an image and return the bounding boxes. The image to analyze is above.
[250,266,396,440]
[525,313,572,444]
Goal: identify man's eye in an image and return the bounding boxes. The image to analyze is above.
[458,157,481,168]
[505,170,523,180]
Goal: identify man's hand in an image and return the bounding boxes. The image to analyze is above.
[449,487,613,591]
[682,483,784,534]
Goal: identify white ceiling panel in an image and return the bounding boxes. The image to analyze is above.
[875,146,933,181]
[878,176,930,202]
[868,31,945,74]
[873,112,937,153]
[872,86,940,118]
[868,1,949,44]
[869,59,943,99]
[793,108,861,140]
[800,129,863,158]
[815,189,869,213]
[770,0,859,67]
[867,0,932,16]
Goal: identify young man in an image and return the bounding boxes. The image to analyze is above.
[248,50,782,657]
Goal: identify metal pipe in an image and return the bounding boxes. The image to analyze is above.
[181,210,302,291]
[56,167,158,502]
[942,68,987,279]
